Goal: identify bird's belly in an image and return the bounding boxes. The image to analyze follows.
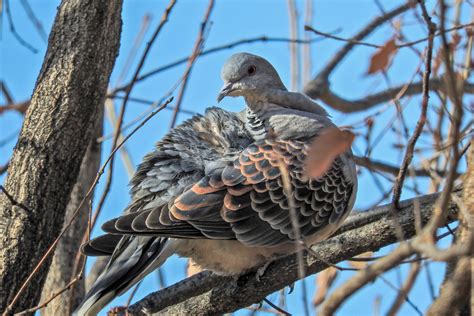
[175,239,292,275]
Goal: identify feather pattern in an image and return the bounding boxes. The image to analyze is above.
[102,136,354,248]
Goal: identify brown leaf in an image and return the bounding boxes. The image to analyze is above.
[367,38,398,74]
[313,267,338,306]
[348,251,374,269]
[305,128,355,179]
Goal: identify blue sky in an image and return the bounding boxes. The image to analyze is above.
[1,0,471,315]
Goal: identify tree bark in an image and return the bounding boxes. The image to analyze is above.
[0,0,122,313]
[40,108,103,316]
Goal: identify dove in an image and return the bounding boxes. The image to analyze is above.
[75,52,357,315]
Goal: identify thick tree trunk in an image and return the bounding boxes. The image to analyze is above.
[40,108,103,316]
[0,0,122,313]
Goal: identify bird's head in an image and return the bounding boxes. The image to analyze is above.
[217,53,286,102]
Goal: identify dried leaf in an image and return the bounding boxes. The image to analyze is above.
[348,251,374,269]
[367,38,398,74]
[451,33,461,49]
[186,259,202,277]
[305,128,355,179]
[313,267,338,306]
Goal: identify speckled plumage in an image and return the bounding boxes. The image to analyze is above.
[76,53,357,316]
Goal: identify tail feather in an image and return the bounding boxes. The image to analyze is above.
[74,236,175,316]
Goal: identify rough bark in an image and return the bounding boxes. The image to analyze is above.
[40,108,103,316]
[123,191,459,315]
[0,0,122,313]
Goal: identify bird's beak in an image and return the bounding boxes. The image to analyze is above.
[217,81,234,103]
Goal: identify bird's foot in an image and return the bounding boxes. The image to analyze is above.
[107,306,127,315]
[256,260,274,282]
[287,282,295,294]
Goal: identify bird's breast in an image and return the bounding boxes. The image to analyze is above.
[175,239,293,275]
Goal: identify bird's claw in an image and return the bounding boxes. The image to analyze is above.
[287,282,295,294]
[256,260,273,282]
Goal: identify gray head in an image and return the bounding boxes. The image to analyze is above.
[217,53,286,102]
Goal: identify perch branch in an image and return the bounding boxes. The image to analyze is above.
[122,191,458,315]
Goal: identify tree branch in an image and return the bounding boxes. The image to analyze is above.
[353,155,458,178]
[303,1,414,99]
[309,78,474,113]
[122,191,459,315]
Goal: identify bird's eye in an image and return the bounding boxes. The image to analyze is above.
[247,65,256,76]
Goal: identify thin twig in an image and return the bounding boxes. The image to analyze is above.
[114,14,152,87]
[111,36,325,94]
[302,0,313,85]
[424,0,464,236]
[263,298,291,316]
[0,185,30,212]
[377,274,423,315]
[4,0,38,53]
[0,81,15,104]
[353,155,455,178]
[15,276,83,315]
[287,0,300,91]
[169,0,214,128]
[391,0,436,209]
[304,25,381,48]
[0,162,9,176]
[304,22,474,49]
[309,78,474,114]
[319,242,415,316]
[386,259,421,316]
[19,0,47,42]
[304,1,414,99]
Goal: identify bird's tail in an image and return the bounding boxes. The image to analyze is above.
[74,236,176,316]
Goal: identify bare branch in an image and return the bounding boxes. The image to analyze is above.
[287,0,300,91]
[302,0,313,85]
[170,0,215,128]
[392,0,437,209]
[19,0,48,42]
[386,260,421,316]
[353,155,458,178]
[303,1,414,99]
[112,36,323,94]
[304,22,474,50]
[4,0,38,53]
[310,79,474,114]
[0,81,15,104]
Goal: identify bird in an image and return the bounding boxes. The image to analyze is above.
[75,52,357,315]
